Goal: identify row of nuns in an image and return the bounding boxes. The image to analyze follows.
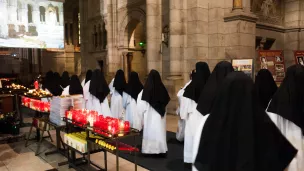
[177,61,304,171]
[83,69,170,154]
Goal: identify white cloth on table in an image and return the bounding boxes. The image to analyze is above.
[267,111,304,171]
[61,85,70,96]
[137,90,168,154]
[83,80,112,117]
[180,97,204,163]
[192,114,210,171]
[122,92,141,130]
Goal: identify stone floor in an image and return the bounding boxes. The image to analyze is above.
[0,114,179,171]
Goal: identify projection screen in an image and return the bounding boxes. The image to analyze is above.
[0,0,64,49]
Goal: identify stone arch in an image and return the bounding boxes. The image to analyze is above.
[118,8,146,48]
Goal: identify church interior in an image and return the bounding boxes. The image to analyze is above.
[0,0,304,170]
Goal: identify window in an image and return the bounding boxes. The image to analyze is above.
[27,4,33,23]
[55,7,60,23]
[98,24,102,48]
[39,6,46,22]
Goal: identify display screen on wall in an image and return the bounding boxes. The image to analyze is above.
[294,51,304,66]
[232,59,253,78]
[258,50,285,84]
[0,0,64,49]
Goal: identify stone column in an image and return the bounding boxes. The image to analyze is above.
[169,0,183,76]
[59,4,64,26]
[106,0,120,79]
[284,0,304,67]
[146,0,162,73]
[224,0,257,70]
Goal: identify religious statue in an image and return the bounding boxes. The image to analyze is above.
[261,0,277,16]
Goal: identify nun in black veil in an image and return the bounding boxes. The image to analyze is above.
[81,70,92,87]
[61,71,70,88]
[84,69,111,117]
[176,69,195,142]
[109,69,127,118]
[44,71,63,96]
[196,61,234,116]
[181,62,210,164]
[122,71,143,130]
[192,72,297,171]
[267,65,304,170]
[254,69,277,110]
[137,70,170,154]
[61,75,83,96]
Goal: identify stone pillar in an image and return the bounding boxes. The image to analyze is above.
[283,0,304,67]
[32,6,39,24]
[224,1,257,70]
[59,4,64,26]
[169,0,183,76]
[146,0,162,73]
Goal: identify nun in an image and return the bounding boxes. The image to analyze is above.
[176,70,195,142]
[193,72,297,171]
[122,71,143,130]
[42,71,53,93]
[61,71,70,89]
[137,70,170,154]
[267,64,304,171]
[196,61,234,115]
[81,70,92,87]
[254,69,277,110]
[44,71,63,96]
[61,75,83,96]
[181,62,210,164]
[110,69,127,118]
[84,69,111,117]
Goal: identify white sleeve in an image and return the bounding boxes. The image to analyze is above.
[81,79,85,87]
[61,86,70,96]
[179,96,192,120]
[109,78,115,94]
[83,82,90,101]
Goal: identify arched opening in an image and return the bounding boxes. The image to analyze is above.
[122,19,146,81]
[27,4,33,23]
[102,23,107,49]
[39,6,46,22]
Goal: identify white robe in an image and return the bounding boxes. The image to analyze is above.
[137,90,168,154]
[192,114,210,171]
[83,81,112,117]
[122,92,141,130]
[267,111,304,171]
[109,78,124,118]
[180,97,204,163]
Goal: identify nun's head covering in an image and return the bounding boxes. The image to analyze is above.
[194,72,297,171]
[125,71,143,101]
[89,69,110,103]
[85,70,93,83]
[142,70,170,117]
[197,61,234,115]
[254,69,277,109]
[61,71,70,88]
[69,75,83,95]
[113,69,127,96]
[183,62,210,103]
[46,72,63,96]
[267,64,304,134]
[43,70,53,90]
